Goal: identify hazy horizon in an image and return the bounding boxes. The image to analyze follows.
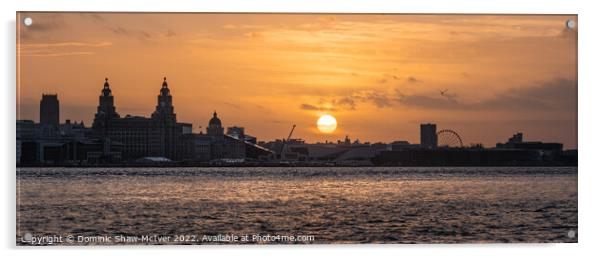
[16,13,577,148]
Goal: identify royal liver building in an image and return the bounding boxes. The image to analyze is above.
[92,77,194,161]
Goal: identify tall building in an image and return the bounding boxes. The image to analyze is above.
[92,78,120,132]
[420,123,437,149]
[150,77,179,157]
[92,77,194,161]
[40,94,59,127]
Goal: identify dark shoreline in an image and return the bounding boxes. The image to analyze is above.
[16,164,579,168]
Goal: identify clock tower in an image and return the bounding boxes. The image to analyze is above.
[153,77,175,122]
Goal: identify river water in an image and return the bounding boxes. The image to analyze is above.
[16,167,577,244]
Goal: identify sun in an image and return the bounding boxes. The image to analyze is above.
[317,114,337,133]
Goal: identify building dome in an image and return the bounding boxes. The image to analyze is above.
[209,111,222,127]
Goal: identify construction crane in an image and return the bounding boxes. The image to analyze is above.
[279,124,296,160]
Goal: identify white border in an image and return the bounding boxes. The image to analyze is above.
[2,0,601,257]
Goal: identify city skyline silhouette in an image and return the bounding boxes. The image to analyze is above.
[17,13,577,148]
[20,76,576,149]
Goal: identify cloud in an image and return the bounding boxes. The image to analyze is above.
[406,76,421,83]
[166,29,177,37]
[110,26,152,41]
[300,96,359,112]
[19,41,112,57]
[300,100,338,111]
[21,42,112,48]
[396,78,577,111]
[378,74,405,84]
[324,78,576,112]
[474,78,577,110]
[300,103,322,111]
[245,31,262,38]
[397,93,461,109]
[223,102,242,109]
[346,90,392,108]
[363,91,391,108]
[335,97,356,110]
[80,13,106,22]
[21,51,95,57]
[297,91,378,112]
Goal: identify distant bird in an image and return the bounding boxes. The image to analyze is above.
[439,89,449,96]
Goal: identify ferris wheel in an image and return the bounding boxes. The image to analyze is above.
[437,129,464,148]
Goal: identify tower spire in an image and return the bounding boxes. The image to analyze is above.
[155,76,174,117]
[101,77,112,96]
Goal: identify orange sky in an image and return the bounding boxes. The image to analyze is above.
[16,13,577,148]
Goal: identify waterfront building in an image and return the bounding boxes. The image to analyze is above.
[92,78,194,161]
[193,134,212,161]
[226,126,245,140]
[39,94,60,137]
[206,112,245,160]
[40,94,59,127]
[420,123,438,149]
